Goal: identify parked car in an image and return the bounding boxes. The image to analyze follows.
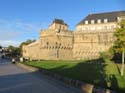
[12,58,16,64]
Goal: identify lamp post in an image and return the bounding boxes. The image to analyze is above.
[121,50,125,76]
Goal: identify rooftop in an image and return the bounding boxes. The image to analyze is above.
[77,11,125,25]
[52,19,68,26]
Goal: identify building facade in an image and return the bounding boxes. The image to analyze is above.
[23,11,125,60]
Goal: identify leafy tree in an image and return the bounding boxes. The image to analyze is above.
[113,20,125,76]
[7,45,20,55]
[3,45,21,58]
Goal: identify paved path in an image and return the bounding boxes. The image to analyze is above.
[0,58,83,93]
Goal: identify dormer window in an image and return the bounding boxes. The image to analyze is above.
[117,16,125,22]
[104,19,108,23]
[85,20,88,24]
[122,16,125,20]
[91,20,95,24]
[117,17,121,22]
[97,19,101,24]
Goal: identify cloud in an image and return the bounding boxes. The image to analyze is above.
[0,19,41,32]
[0,30,19,40]
[0,40,20,47]
[0,19,45,46]
[14,21,41,31]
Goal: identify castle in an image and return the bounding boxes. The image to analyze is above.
[22,11,125,60]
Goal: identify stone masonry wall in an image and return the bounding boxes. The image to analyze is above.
[38,30,73,60]
[22,21,116,60]
[73,31,115,60]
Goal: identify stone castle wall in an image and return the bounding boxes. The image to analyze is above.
[39,30,73,60]
[22,41,40,60]
[73,31,115,60]
[23,30,115,60]
[22,20,116,60]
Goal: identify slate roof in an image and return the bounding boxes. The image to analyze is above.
[52,19,68,26]
[77,11,125,25]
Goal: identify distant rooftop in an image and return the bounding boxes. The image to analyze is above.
[52,19,68,26]
[77,11,125,25]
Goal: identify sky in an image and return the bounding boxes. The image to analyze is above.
[0,0,125,47]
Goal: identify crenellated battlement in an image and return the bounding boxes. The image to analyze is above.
[40,29,73,38]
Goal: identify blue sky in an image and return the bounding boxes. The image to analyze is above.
[0,0,125,47]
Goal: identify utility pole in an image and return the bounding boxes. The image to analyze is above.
[121,50,125,76]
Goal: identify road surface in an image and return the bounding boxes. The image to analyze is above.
[0,57,83,93]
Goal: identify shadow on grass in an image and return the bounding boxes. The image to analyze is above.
[109,74,118,90]
[25,58,125,92]
[51,59,106,86]
[47,58,124,93]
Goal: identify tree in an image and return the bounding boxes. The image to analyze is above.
[113,20,125,76]
[7,45,20,56]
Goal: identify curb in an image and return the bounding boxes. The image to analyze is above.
[16,62,39,72]
[16,62,116,93]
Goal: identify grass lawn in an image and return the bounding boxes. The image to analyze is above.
[24,59,125,92]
